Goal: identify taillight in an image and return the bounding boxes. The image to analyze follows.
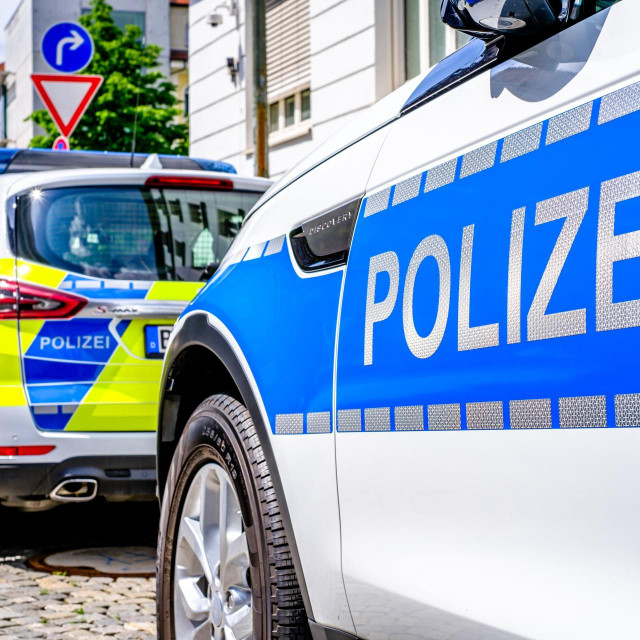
[144,175,234,190]
[0,445,55,456]
[0,279,87,320]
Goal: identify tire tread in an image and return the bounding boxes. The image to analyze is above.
[196,394,308,639]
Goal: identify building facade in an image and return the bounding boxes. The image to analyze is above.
[188,0,466,179]
[2,0,186,148]
[170,0,189,123]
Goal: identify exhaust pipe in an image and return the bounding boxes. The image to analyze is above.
[50,478,98,503]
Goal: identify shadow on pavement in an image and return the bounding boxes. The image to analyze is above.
[0,500,160,558]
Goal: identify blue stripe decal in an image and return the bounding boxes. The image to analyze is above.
[61,274,150,299]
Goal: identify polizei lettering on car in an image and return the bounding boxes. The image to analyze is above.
[337,87,640,432]
[364,172,639,365]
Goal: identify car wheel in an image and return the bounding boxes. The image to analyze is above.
[157,394,309,639]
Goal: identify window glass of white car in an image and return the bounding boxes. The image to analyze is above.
[16,185,261,281]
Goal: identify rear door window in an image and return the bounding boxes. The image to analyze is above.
[16,185,262,281]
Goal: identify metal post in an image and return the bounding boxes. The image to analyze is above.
[0,71,8,145]
[253,0,268,177]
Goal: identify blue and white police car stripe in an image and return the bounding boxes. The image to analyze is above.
[362,78,640,219]
[274,392,640,434]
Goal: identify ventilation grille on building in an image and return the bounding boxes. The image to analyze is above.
[266,0,310,99]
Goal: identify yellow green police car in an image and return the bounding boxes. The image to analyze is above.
[0,148,270,510]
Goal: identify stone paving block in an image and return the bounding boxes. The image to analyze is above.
[44,602,82,612]
[11,595,39,603]
[37,577,74,592]
[16,615,43,624]
[0,564,157,637]
[107,603,139,612]
[81,604,108,611]
[99,624,128,635]
[124,621,155,634]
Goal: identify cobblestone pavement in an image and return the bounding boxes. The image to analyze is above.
[0,564,156,639]
[0,502,159,639]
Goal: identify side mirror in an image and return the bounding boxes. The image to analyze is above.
[441,0,571,39]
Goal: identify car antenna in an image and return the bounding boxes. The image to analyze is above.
[130,85,141,168]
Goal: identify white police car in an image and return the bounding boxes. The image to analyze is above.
[156,1,639,638]
[0,149,270,510]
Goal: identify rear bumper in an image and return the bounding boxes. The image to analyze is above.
[0,455,156,506]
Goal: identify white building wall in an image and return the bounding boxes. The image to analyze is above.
[5,0,34,148]
[4,0,170,148]
[309,0,376,143]
[188,0,251,173]
[188,0,380,179]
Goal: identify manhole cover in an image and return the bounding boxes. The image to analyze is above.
[28,546,156,577]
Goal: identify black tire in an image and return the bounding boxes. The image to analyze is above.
[157,394,309,639]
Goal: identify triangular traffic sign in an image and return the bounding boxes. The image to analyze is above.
[31,73,103,138]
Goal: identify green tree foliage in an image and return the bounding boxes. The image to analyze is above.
[28,0,188,154]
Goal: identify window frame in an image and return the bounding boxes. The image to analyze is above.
[14,184,265,283]
[267,85,312,147]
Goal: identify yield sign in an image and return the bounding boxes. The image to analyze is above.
[31,74,103,138]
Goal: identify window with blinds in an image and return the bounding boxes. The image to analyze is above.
[266,0,311,100]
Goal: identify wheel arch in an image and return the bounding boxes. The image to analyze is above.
[156,311,315,620]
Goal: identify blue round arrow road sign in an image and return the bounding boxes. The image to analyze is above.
[42,22,94,73]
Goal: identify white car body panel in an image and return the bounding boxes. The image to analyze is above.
[164,3,640,637]
[336,3,640,639]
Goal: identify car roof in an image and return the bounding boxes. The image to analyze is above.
[0,148,237,175]
[0,168,272,198]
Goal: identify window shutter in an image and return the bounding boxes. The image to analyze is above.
[266,0,310,101]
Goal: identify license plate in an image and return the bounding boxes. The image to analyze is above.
[144,325,173,359]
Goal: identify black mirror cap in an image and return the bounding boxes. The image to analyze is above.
[441,0,569,40]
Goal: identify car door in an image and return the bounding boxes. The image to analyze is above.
[335,4,640,639]
[14,177,262,432]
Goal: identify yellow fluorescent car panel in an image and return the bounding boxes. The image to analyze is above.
[17,260,202,432]
[6,175,266,433]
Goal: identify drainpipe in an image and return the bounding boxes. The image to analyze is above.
[0,71,8,145]
[252,0,268,177]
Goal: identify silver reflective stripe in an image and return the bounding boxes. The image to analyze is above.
[264,235,285,256]
[614,394,640,427]
[275,413,303,435]
[546,102,593,145]
[424,158,457,192]
[466,402,503,430]
[427,403,461,430]
[363,188,391,218]
[364,407,391,432]
[394,405,424,431]
[244,241,267,261]
[307,411,331,434]
[338,409,362,432]
[599,81,640,125]
[501,123,543,163]
[33,405,58,415]
[460,141,498,178]
[392,174,422,206]
[559,396,607,428]
[509,399,552,429]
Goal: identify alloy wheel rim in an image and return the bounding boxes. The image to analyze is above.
[174,462,252,640]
